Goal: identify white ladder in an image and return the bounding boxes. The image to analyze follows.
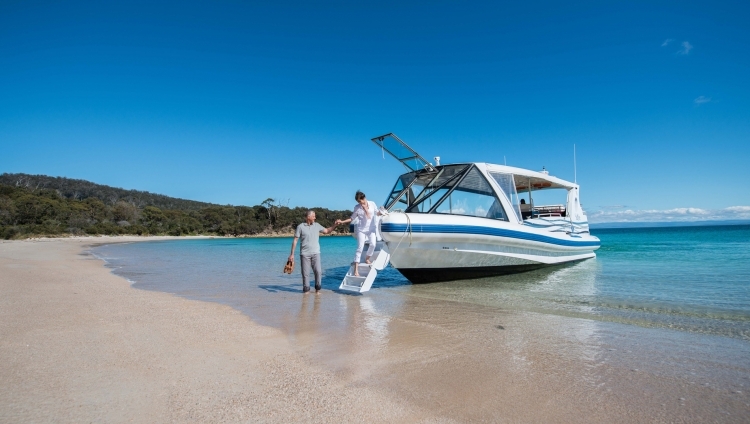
[339,241,390,293]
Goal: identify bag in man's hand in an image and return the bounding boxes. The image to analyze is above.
[283,259,294,274]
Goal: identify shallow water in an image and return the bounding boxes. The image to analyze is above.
[92,226,750,421]
[93,225,750,341]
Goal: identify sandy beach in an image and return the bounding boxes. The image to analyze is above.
[0,237,426,422]
[1,237,748,423]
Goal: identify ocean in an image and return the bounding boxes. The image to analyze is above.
[93,224,750,341]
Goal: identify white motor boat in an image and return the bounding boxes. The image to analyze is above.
[371,133,600,284]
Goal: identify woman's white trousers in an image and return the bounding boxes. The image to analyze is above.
[354,231,377,263]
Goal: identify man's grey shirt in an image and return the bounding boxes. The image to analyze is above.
[295,222,326,256]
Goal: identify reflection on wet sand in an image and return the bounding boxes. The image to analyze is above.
[358,297,391,350]
[288,292,321,346]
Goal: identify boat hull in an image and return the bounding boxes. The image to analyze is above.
[380,213,600,284]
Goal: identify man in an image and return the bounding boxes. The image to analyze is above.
[288,210,338,293]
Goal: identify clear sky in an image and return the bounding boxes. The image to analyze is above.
[2,1,749,222]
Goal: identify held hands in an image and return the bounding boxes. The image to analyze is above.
[334,219,342,226]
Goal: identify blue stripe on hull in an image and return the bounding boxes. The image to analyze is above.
[381,223,601,247]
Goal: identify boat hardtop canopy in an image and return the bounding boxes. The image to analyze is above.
[484,163,578,191]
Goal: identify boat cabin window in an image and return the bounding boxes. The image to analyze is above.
[489,172,522,222]
[433,167,508,221]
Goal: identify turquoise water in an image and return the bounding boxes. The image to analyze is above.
[93,224,750,340]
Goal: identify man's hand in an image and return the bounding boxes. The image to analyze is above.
[288,254,294,262]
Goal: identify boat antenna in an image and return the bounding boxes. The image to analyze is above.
[504,155,506,165]
[573,144,577,184]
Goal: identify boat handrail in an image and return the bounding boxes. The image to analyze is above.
[533,205,566,213]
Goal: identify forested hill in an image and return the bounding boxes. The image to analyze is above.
[0,173,215,211]
[0,173,352,239]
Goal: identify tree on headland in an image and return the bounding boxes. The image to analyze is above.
[260,198,275,222]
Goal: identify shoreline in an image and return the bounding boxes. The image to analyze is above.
[2,232,352,242]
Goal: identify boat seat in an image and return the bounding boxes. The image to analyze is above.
[520,203,532,219]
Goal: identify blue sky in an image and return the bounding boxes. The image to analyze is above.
[2,1,749,222]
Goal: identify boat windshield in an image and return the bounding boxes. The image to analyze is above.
[385,164,509,222]
[384,170,436,212]
[382,172,419,211]
[406,165,468,213]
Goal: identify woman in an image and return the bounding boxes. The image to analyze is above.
[336,191,381,277]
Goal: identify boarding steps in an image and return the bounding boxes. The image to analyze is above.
[339,241,390,293]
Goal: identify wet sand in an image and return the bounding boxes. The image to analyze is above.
[1,237,748,422]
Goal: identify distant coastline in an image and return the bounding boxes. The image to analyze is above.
[590,219,750,229]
